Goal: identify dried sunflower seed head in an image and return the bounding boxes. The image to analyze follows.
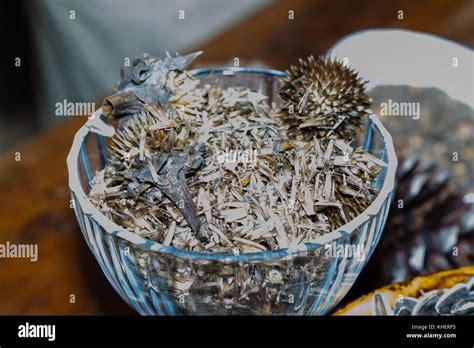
[279,55,372,139]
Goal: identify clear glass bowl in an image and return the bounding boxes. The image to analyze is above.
[67,68,397,315]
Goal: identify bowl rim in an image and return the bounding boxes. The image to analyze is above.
[67,67,398,262]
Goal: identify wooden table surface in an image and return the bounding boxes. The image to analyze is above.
[1,0,472,315]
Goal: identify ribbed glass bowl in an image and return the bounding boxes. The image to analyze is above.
[67,68,397,315]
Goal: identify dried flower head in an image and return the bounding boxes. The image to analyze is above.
[279,55,372,139]
[102,51,203,128]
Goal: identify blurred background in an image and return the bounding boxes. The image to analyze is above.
[0,0,472,314]
[2,0,473,153]
[1,0,272,152]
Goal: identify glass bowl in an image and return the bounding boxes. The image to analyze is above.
[67,68,397,315]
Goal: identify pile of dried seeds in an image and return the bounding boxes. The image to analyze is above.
[88,52,385,254]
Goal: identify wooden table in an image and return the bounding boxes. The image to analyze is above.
[1,0,472,315]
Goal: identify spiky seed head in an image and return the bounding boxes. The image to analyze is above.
[109,110,190,166]
[279,55,372,139]
[166,70,206,117]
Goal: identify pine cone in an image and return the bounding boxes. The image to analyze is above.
[352,155,473,294]
[279,55,372,139]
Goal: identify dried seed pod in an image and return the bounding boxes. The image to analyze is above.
[279,55,372,139]
[374,277,474,316]
[108,107,208,240]
[103,51,203,127]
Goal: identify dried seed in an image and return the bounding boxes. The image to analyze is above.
[89,52,382,257]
